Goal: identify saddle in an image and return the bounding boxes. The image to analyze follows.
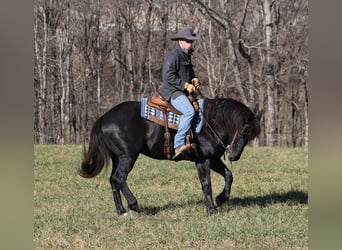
[147,92,200,115]
[147,92,199,159]
[147,93,182,115]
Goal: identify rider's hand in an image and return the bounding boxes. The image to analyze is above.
[184,82,196,93]
[191,78,201,89]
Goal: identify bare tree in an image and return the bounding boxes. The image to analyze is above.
[192,0,248,104]
[260,0,277,146]
[33,0,308,146]
[34,4,47,143]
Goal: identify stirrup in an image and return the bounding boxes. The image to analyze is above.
[172,143,196,159]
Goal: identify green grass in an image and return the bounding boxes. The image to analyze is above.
[34,145,308,249]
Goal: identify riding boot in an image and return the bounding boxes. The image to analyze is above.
[173,144,190,159]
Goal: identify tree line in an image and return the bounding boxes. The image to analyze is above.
[34,0,308,147]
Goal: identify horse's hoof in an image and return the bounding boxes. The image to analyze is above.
[122,210,139,217]
[208,208,218,215]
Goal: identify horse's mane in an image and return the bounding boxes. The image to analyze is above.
[204,98,260,137]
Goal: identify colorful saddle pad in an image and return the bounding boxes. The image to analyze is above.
[140,97,205,133]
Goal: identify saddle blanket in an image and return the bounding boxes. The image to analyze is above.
[140,97,205,133]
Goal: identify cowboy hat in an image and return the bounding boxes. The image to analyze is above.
[170,28,200,41]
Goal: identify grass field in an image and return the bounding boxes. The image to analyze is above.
[34,145,308,249]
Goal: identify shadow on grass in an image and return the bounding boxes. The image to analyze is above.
[141,190,308,215]
[229,190,308,207]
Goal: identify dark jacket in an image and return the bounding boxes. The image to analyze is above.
[160,43,195,101]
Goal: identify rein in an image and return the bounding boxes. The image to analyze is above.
[203,117,240,155]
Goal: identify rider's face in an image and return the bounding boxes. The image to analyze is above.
[179,40,193,50]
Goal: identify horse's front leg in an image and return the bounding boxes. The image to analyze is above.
[210,158,233,208]
[195,158,217,214]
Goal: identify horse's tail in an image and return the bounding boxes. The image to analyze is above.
[79,117,111,178]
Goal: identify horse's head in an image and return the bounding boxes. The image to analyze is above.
[227,109,262,162]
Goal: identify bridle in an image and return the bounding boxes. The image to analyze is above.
[203,117,247,157]
[226,129,240,155]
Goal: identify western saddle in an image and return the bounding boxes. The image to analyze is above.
[147,92,198,159]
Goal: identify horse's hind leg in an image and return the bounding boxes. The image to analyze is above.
[210,158,233,207]
[110,160,126,215]
[109,155,139,215]
[121,183,140,213]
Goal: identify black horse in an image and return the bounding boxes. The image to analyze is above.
[79,97,261,214]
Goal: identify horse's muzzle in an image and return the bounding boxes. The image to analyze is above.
[228,154,240,162]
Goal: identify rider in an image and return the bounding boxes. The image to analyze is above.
[160,28,201,158]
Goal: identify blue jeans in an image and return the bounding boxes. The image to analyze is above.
[171,95,195,148]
